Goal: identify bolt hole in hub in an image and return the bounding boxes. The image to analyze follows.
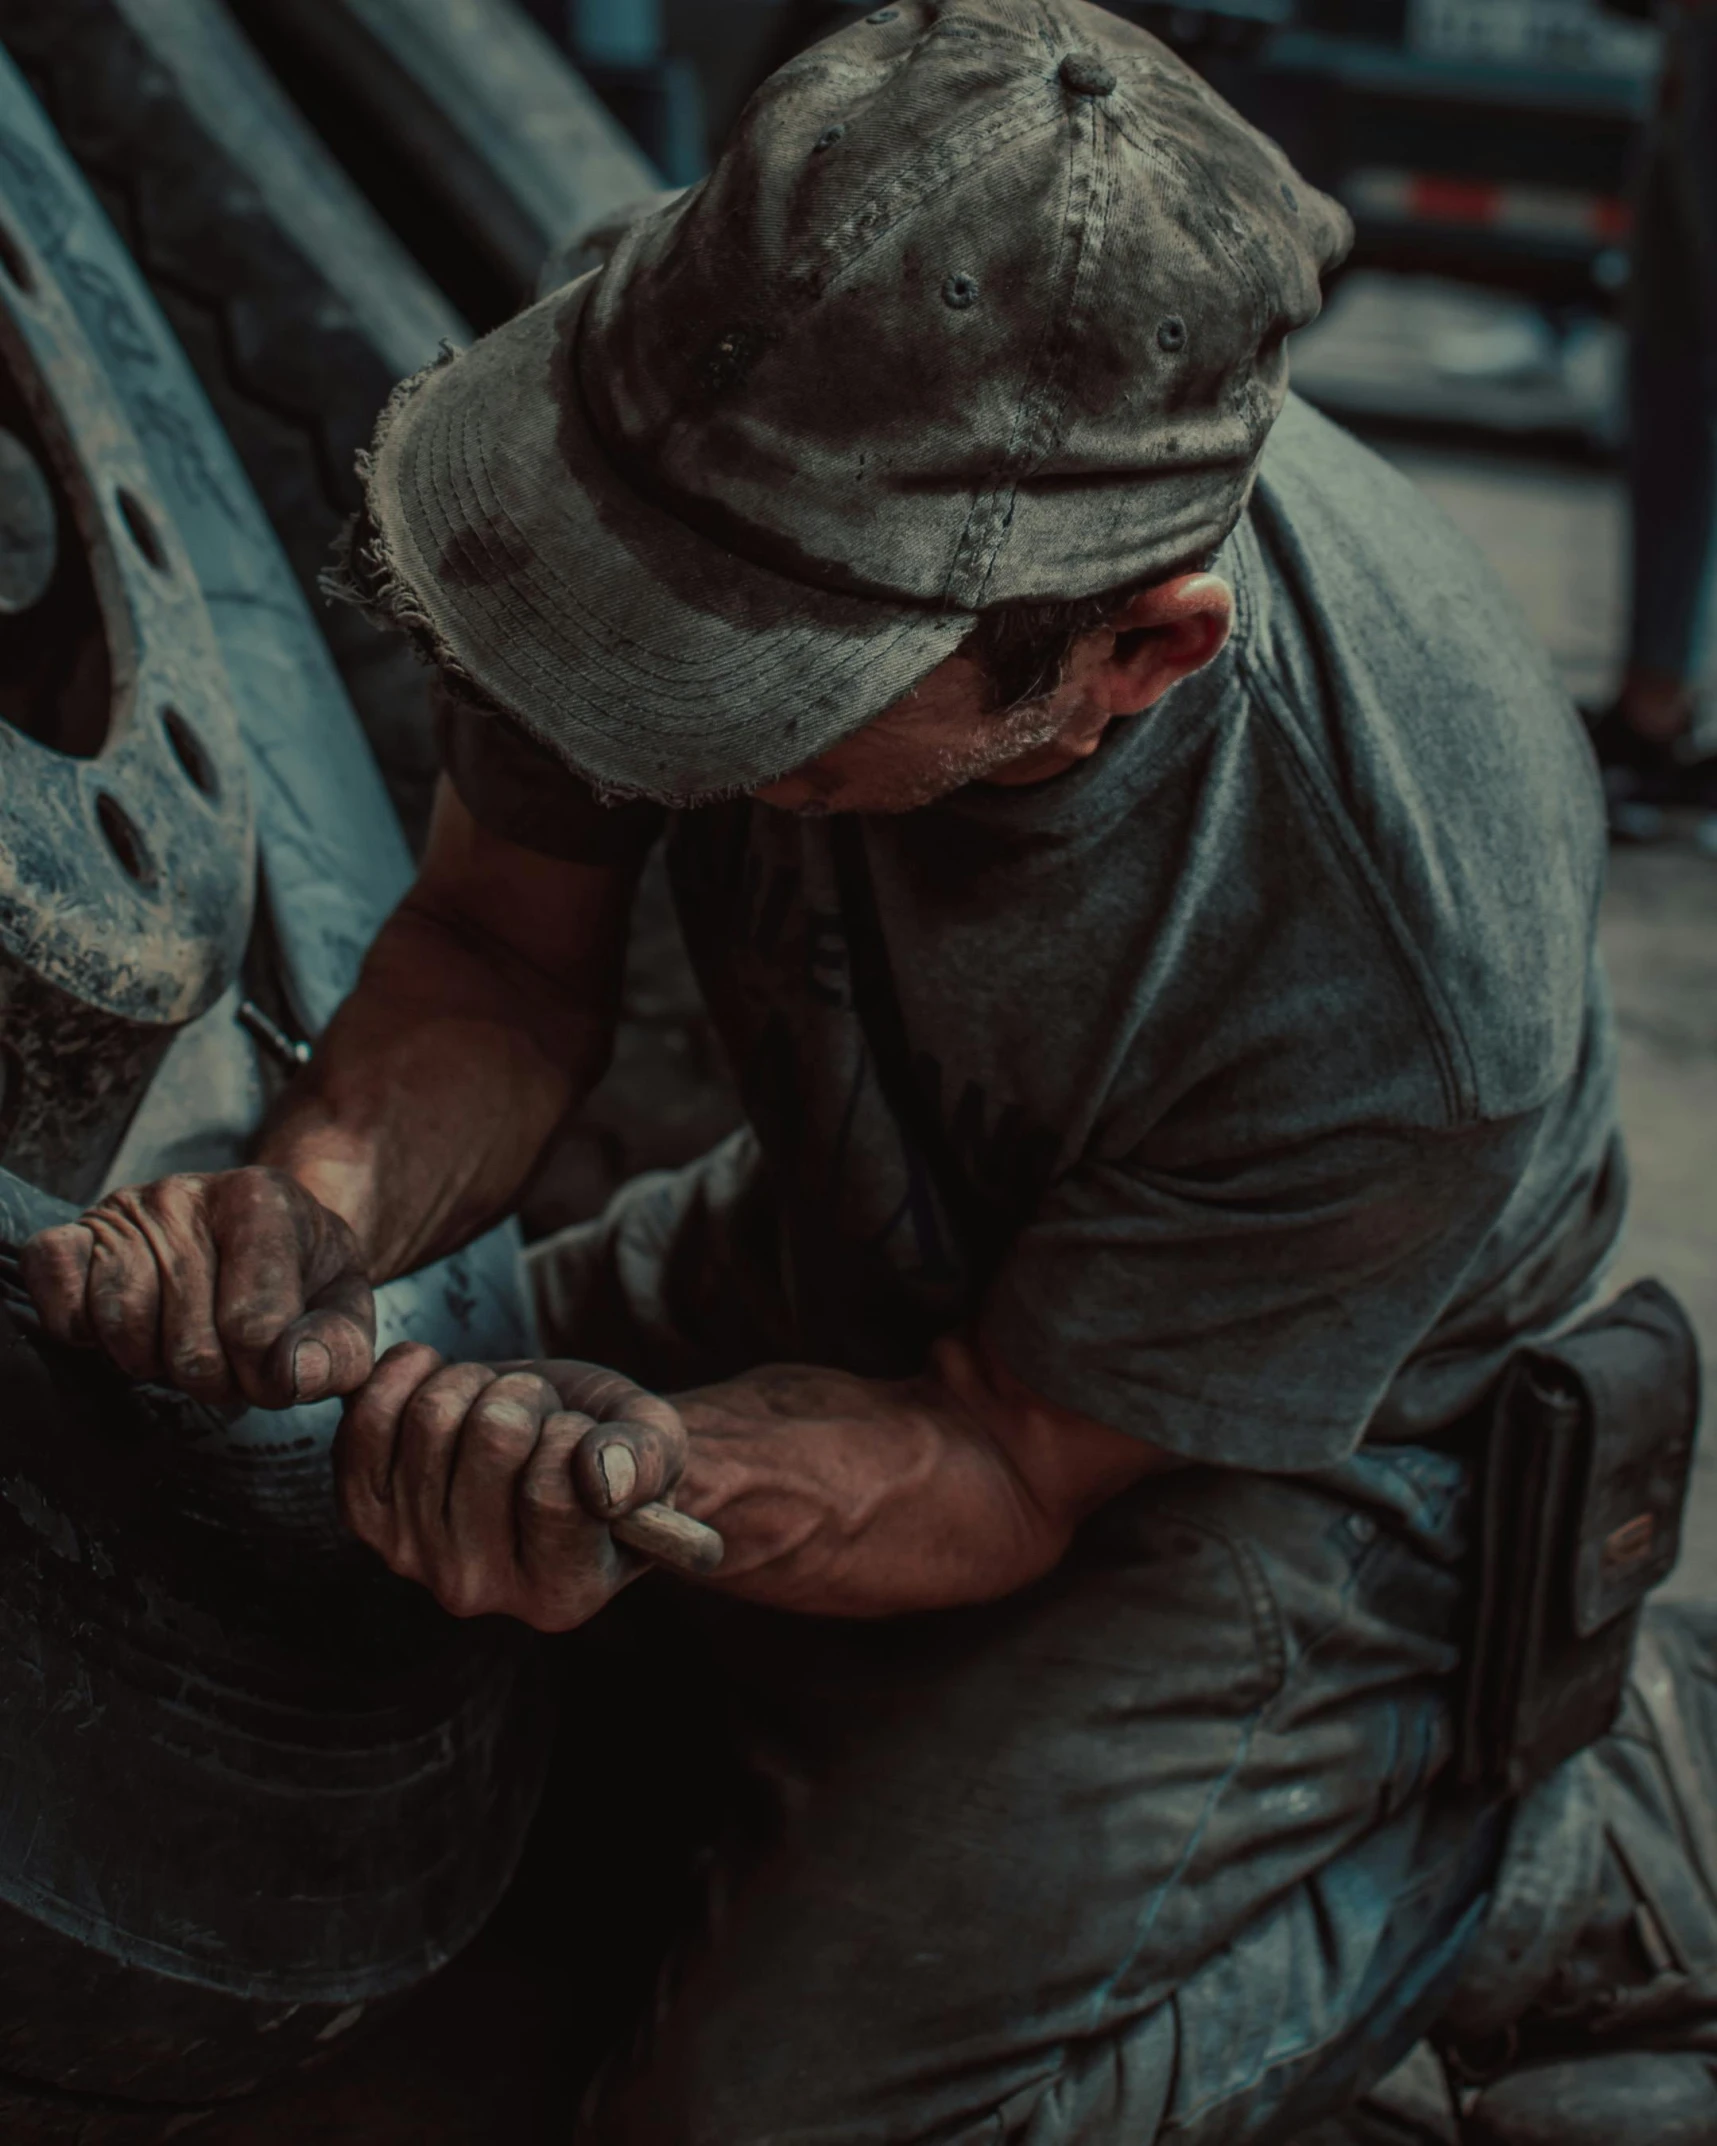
[0,361,110,759]
[0,211,33,296]
[0,428,55,615]
[116,485,167,573]
[95,792,155,888]
[162,704,219,800]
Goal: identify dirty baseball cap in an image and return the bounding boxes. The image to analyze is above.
[344,0,1351,804]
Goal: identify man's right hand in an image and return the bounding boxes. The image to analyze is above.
[14,776,637,1412]
[21,1168,376,1410]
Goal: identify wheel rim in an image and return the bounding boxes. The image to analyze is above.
[0,169,253,1206]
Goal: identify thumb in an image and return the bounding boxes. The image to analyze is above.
[569,1413,685,1521]
[265,1264,376,1404]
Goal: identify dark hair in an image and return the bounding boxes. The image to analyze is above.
[962,553,1219,713]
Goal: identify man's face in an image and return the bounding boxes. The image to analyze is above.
[751,650,1080,817]
[751,572,1236,817]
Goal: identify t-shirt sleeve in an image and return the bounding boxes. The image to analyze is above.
[437,687,666,867]
[978,1113,1545,1472]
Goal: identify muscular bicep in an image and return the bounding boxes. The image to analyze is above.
[408,774,643,998]
[936,1330,1177,1542]
[408,686,668,1008]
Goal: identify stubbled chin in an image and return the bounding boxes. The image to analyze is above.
[755,767,967,816]
[754,705,1071,816]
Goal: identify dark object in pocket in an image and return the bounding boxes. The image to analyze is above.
[1459,1279,1702,1796]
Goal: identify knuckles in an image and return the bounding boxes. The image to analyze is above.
[401,1378,488,1447]
[90,1188,151,1235]
[428,1563,498,1621]
[94,1177,205,1240]
[464,1395,543,1459]
[489,1372,560,1414]
[333,1355,649,1634]
[24,1171,376,1407]
[210,1166,291,1223]
[169,1347,229,1392]
[364,1341,442,1397]
[223,1308,292,1355]
[516,1470,582,1527]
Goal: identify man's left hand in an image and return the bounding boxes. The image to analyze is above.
[334,1345,689,1630]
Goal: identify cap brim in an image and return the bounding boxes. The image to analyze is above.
[362,274,976,804]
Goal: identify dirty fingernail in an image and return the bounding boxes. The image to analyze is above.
[597,1442,638,1508]
[292,1338,332,1399]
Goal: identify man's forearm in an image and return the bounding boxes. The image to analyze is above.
[667,1337,1167,1617]
[259,895,617,1282]
[21,788,637,1412]
[333,1334,1173,1628]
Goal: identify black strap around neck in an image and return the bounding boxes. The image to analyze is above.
[826,816,985,1250]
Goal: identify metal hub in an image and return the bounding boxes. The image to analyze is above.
[0,179,254,1205]
[0,426,57,614]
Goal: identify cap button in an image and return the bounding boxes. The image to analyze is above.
[1059,51,1117,98]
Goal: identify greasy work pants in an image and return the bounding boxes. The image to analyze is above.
[528,1152,1504,2145]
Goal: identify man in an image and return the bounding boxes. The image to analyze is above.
[21,5,1717,2138]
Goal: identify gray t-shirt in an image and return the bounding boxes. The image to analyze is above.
[447,397,1623,1471]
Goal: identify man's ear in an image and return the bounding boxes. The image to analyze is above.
[1086,573,1235,713]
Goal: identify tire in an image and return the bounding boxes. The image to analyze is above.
[0,0,467,845]
[0,0,745,1231]
[0,51,544,2113]
[0,103,256,1213]
[228,0,661,329]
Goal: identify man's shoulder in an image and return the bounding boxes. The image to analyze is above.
[1249,396,1555,676]
[1233,396,1606,1124]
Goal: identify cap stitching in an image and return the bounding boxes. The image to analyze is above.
[578,100,1059,603]
[558,289,978,650]
[579,116,1060,609]
[1029,95,1118,464]
[389,308,973,799]
[947,75,1115,608]
[1027,0,1069,56]
[818,93,1055,299]
[1105,100,1277,360]
[941,90,1083,600]
[767,38,1051,290]
[447,499,965,802]
[1103,111,1286,445]
[341,14,1343,796]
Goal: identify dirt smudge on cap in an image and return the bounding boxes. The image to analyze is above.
[436,513,536,589]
